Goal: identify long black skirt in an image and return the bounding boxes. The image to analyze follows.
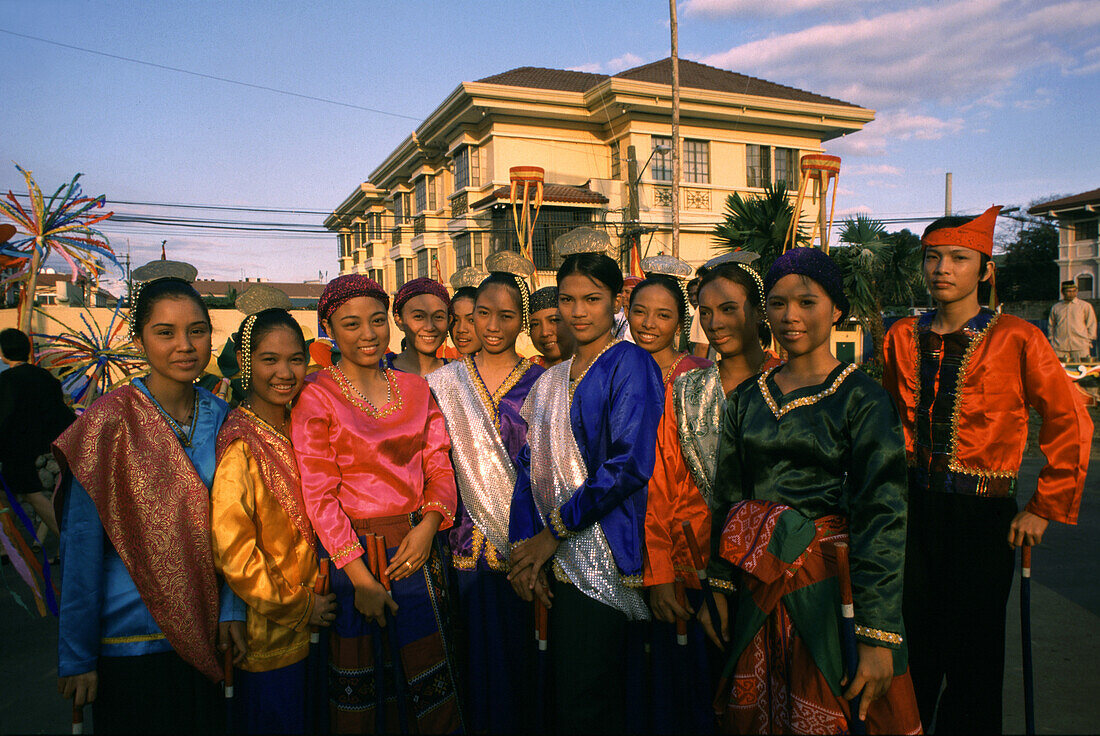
[93,651,220,734]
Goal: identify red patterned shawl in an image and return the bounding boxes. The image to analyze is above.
[53,385,222,682]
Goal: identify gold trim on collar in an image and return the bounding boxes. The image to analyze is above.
[758,363,858,420]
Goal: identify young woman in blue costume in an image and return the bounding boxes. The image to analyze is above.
[427,268,545,733]
[55,269,244,734]
[509,250,663,734]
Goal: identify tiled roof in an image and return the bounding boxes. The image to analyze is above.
[193,280,326,300]
[475,58,859,108]
[1029,188,1100,215]
[475,67,608,92]
[471,183,609,211]
[613,58,858,108]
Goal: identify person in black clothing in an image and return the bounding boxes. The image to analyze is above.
[0,328,75,538]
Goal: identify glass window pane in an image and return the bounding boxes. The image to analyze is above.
[652,136,673,182]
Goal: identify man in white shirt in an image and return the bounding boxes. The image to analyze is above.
[1049,281,1096,362]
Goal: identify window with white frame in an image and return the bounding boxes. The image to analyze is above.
[684,140,709,184]
[454,146,480,191]
[610,143,621,180]
[651,136,673,182]
[454,233,471,271]
[746,145,771,188]
[775,148,798,188]
[415,178,427,214]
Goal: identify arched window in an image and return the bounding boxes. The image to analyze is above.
[1076,273,1094,296]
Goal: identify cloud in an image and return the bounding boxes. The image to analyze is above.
[570,53,645,75]
[683,0,867,17]
[700,0,1100,110]
[829,110,964,156]
[836,205,873,218]
[846,163,903,176]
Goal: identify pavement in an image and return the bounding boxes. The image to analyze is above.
[1,457,1098,734]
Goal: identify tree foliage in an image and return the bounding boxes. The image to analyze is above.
[996,222,1059,302]
[711,182,807,274]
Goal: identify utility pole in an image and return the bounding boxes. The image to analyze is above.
[945,172,953,216]
[669,0,681,259]
[627,145,640,272]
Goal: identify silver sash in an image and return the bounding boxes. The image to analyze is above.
[672,364,726,506]
[521,361,649,620]
[427,360,516,557]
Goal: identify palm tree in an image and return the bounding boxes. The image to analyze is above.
[711,182,808,274]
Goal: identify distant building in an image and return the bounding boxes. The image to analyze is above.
[1029,187,1100,298]
[193,278,325,309]
[325,58,874,290]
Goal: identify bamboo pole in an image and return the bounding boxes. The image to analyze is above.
[670,0,681,259]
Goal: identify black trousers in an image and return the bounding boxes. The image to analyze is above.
[903,488,1017,734]
[549,581,630,734]
[94,651,220,734]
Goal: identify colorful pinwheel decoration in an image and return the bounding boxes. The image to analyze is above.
[0,164,119,333]
[33,304,144,411]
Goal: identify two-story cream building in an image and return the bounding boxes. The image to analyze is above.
[1029,187,1100,298]
[325,58,874,290]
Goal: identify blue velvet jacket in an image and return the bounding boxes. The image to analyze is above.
[509,341,663,579]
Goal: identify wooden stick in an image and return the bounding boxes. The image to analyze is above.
[1021,545,1035,736]
[833,542,865,735]
[681,520,723,636]
[674,579,688,646]
[71,704,83,735]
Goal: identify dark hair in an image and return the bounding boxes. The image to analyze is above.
[0,328,31,362]
[476,272,526,312]
[132,278,210,337]
[557,252,623,296]
[450,287,479,314]
[922,215,975,240]
[697,263,771,348]
[235,308,307,356]
[628,275,688,326]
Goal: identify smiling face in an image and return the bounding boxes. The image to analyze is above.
[922,245,990,306]
[628,282,682,355]
[242,325,307,411]
[449,295,480,355]
[558,272,617,347]
[324,295,390,369]
[529,307,574,363]
[395,293,449,356]
[765,274,841,358]
[698,276,760,360]
[135,295,212,386]
[474,282,523,356]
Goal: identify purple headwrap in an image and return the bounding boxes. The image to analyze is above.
[764,247,850,321]
[393,277,451,318]
[318,274,389,323]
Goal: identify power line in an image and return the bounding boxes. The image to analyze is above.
[0,27,422,122]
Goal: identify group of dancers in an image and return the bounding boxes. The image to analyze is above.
[53,205,1090,735]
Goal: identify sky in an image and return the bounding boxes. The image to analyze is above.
[1,0,1097,290]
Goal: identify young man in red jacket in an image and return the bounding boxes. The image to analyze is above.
[883,206,1092,734]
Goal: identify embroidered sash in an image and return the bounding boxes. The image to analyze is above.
[215,408,313,546]
[53,386,222,682]
[522,362,649,620]
[427,360,518,557]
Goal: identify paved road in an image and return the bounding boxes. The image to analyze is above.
[2,458,1097,734]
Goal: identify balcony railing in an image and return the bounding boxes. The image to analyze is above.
[451,192,468,218]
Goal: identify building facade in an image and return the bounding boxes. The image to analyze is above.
[325,58,875,290]
[1029,187,1100,298]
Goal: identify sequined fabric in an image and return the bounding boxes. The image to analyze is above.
[522,362,649,620]
[426,360,519,557]
[672,364,725,504]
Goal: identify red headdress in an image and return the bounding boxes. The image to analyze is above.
[921,205,1002,257]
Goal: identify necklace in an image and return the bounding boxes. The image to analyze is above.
[152,392,198,447]
[329,363,400,417]
[568,338,620,402]
[241,402,290,441]
[662,353,688,385]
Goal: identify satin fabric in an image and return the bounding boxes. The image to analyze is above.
[55,379,231,682]
[662,352,711,388]
[290,367,457,568]
[709,363,909,645]
[510,340,663,582]
[212,407,318,673]
[430,356,543,570]
[884,310,1091,523]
